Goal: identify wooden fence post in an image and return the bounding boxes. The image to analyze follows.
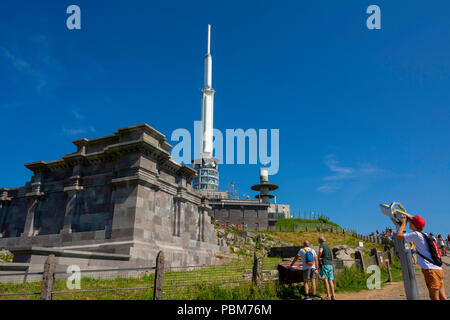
[252,235,265,293]
[385,257,392,282]
[252,249,264,292]
[153,251,165,300]
[40,254,56,300]
[370,248,380,266]
[354,250,365,272]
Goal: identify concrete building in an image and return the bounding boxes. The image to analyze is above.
[268,204,291,229]
[0,124,225,270]
[206,168,289,231]
[210,199,269,231]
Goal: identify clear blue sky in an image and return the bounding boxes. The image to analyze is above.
[1,1,449,236]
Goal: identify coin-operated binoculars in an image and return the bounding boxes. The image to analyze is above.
[379,202,420,300]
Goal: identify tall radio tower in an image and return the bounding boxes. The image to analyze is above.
[192,25,220,193]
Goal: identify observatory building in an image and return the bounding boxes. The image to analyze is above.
[251,168,279,204]
[208,167,289,231]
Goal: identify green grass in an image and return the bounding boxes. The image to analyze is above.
[274,218,347,233]
[333,254,403,293]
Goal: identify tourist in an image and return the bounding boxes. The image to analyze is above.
[447,234,450,249]
[289,240,319,300]
[437,235,446,256]
[396,216,447,300]
[429,233,437,242]
[317,236,336,300]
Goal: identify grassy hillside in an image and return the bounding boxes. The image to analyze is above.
[276,217,341,228]
[261,230,385,253]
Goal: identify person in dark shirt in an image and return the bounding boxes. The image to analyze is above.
[318,236,335,300]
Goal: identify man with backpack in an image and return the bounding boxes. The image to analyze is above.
[318,236,336,300]
[396,215,447,300]
[289,240,319,300]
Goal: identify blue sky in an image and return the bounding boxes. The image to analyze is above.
[1,1,449,236]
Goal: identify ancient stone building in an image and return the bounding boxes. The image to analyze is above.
[0,124,225,269]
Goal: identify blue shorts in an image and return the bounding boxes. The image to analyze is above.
[320,264,334,281]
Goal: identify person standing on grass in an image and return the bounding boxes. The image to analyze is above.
[318,236,336,300]
[396,216,447,300]
[289,240,319,300]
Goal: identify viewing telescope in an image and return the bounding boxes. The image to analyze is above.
[379,202,414,227]
[379,201,420,300]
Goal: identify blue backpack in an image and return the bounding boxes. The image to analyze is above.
[304,248,314,266]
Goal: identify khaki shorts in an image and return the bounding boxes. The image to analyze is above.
[422,269,444,290]
[303,268,316,280]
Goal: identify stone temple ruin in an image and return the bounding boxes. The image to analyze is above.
[0,124,226,272]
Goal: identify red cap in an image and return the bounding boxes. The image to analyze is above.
[411,216,426,229]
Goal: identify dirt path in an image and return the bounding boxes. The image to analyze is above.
[334,256,450,300]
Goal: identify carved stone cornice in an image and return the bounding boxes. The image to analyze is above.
[63,175,83,194]
[199,196,212,213]
[111,171,161,191]
[64,185,84,194]
[25,182,45,199]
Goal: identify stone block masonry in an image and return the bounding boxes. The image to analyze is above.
[0,124,226,270]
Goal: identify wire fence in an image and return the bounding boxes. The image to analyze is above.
[0,266,157,300]
[161,261,279,299]
[0,259,280,300]
[0,246,395,300]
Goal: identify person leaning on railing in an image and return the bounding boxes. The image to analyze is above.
[289,240,320,300]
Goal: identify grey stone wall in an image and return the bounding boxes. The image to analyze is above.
[0,124,226,269]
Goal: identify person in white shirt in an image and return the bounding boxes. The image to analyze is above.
[289,241,319,300]
[396,215,447,300]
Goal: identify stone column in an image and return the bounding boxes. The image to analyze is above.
[61,180,83,234]
[22,182,44,238]
[198,197,210,242]
[197,209,204,242]
[174,185,189,237]
[0,189,12,238]
[172,198,182,237]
